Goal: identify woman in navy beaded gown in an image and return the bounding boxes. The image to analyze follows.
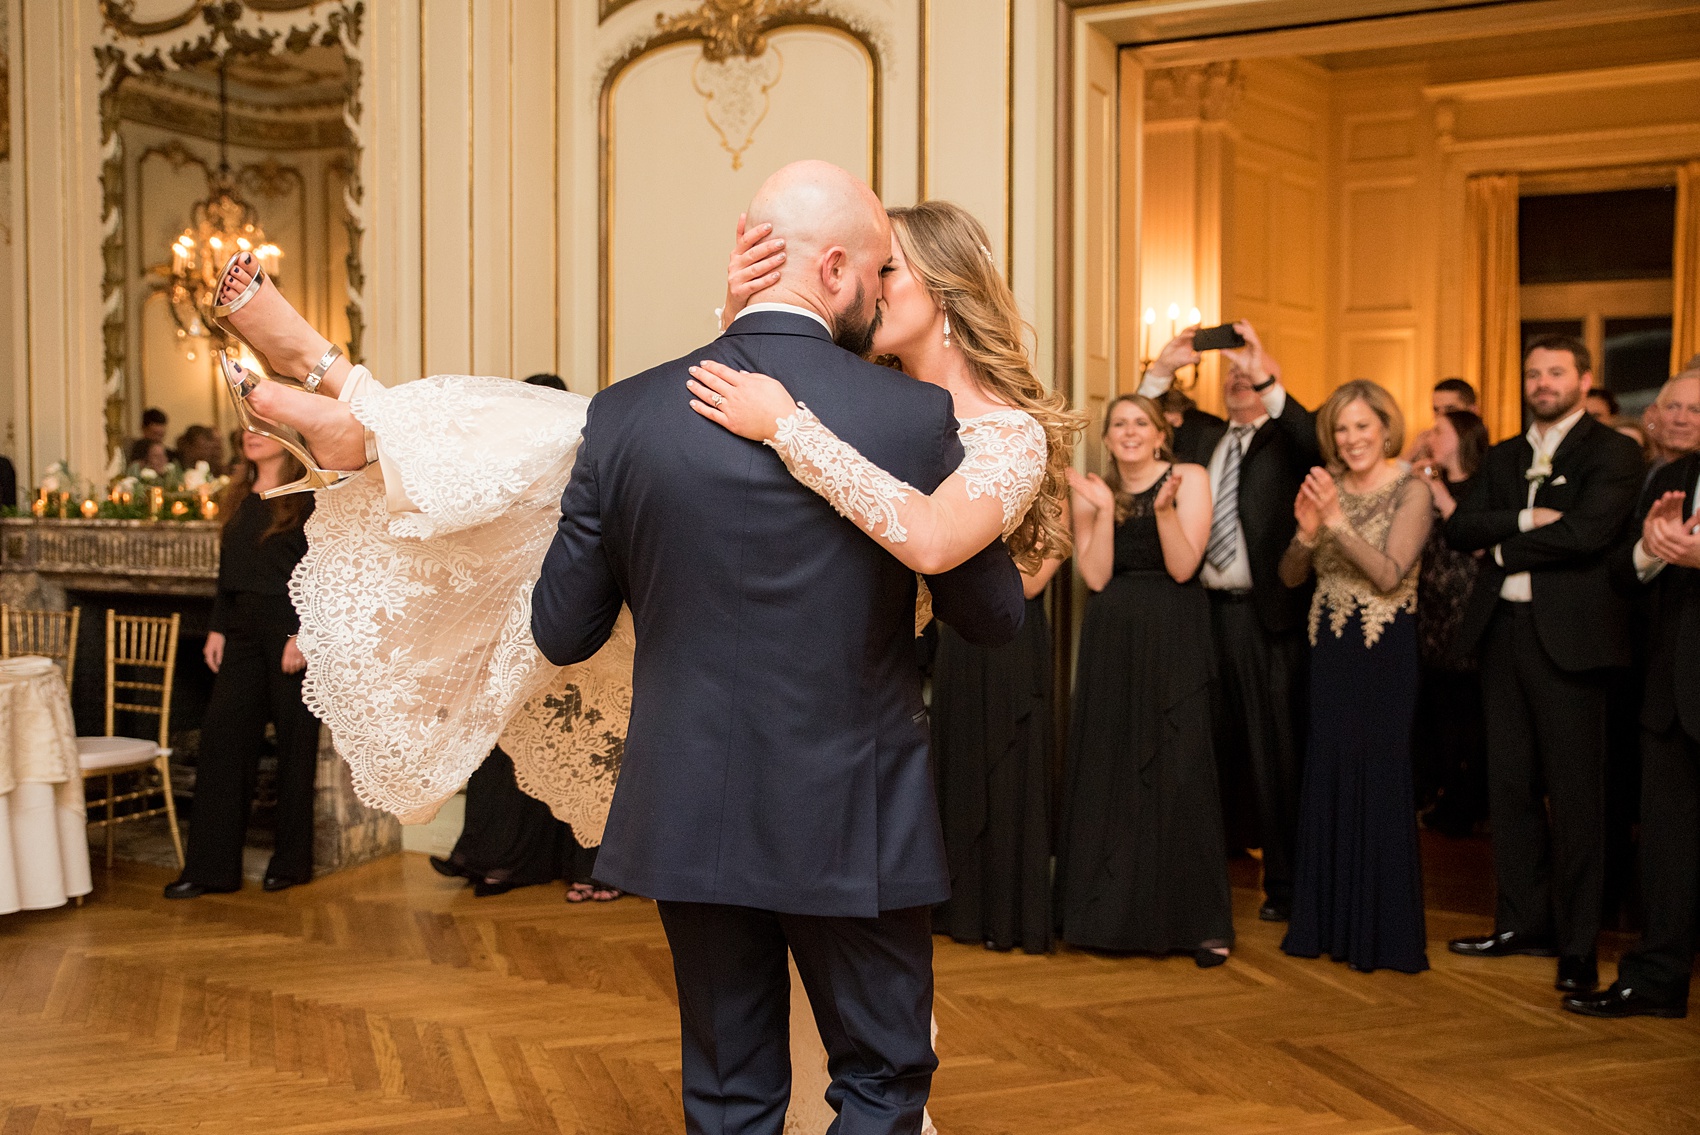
[1278,380,1432,974]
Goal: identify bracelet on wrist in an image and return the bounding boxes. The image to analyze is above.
[1251,375,1277,393]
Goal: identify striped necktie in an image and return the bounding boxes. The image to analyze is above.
[1205,425,1251,572]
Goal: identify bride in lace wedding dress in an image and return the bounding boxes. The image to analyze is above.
[212,198,1078,1133]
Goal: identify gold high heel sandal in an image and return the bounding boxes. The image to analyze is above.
[210,252,343,392]
[219,356,362,499]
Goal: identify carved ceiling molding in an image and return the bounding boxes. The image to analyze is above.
[96,0,367,464]
[1144,62,1244,123]
[655,0,823,64]
[600,0,644,21]
[116,80,347,150]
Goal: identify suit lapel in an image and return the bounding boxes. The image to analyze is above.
[1548,411,1594,471]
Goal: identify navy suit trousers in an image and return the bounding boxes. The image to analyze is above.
[655,901,935,1135]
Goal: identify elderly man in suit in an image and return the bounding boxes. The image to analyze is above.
[1565,447,1700,1018]
[1445,335,1643,995]
[1139,321,1318,921]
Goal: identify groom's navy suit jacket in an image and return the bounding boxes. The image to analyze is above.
[531,310,1025,918]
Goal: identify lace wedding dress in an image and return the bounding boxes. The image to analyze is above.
[286,367,1044,1135]
[290,367,631,842]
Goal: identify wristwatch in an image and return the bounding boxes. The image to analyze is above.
[1251,375,1277,393]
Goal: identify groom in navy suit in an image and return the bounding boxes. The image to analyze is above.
[532,161,1025,1133]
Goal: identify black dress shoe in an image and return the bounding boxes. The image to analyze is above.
[471,879,518,898]
[162,880,238,899]
[1562,982,1686,1019]
[262,875,304,893]
[1446,930,1559,958]
[1555,954,1599,993]
[1257,902,1290,922]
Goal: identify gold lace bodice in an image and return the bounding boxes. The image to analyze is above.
[1308,474,1425,648]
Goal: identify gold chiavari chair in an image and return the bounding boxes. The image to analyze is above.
[79,611,184,869]
[0,603,82,688]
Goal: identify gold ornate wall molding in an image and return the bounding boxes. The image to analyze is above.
[596,0,888,387]
[96,0,366,464]
[1143,62,1242,122]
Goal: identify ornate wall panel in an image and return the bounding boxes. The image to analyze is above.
[604,24,876,384]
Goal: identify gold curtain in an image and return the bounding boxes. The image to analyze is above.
[1463,173,1523,441]
[1673,160,1700,373]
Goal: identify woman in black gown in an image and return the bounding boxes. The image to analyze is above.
[1056,394,1234,966]
[1411,409,1488,835]
[165,432,318,897]
[1279,381,1432,974]
[931,554,1065,954]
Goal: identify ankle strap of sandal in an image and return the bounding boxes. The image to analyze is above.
[303,344,343,393]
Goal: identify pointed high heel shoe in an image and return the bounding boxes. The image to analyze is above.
[220,355,362,499]
[210,252,343,392]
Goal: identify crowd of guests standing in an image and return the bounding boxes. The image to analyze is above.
[928,322,1700,1020]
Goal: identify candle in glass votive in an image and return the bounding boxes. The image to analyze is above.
[120,490,133,507]
[30,496,46,517]
[80,499,98,518]
[170,500,190,518]
[148,486,164,518]
[57,492,71,519]
[200,498,219,520]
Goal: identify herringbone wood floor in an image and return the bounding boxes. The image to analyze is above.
[2,841,1695,1135]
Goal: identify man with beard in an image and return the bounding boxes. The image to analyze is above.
[532,160,1024,1134]
[1445,335,1643,996]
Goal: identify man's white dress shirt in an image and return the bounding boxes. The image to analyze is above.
[1495,405,1586,602]
[1138,369,1289,592]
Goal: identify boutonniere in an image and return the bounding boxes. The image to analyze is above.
[1525,455,1553,486]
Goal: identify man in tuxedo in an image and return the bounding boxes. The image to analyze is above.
[1139,321,1317,920]
[531,161,1024,1134]
[0,453,15,510]
[1564,450,1700,1018]
[1446,335,1643,993]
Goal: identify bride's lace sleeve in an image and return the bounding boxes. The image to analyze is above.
[766,405,1047,547]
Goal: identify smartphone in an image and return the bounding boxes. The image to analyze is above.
[1192,323,1246,351]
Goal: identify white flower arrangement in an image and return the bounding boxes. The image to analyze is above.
[1525,455,1553,485]
[37,460,71,495]
[182,461,211,491]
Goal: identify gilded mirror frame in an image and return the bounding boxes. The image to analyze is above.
[95,0,366,466]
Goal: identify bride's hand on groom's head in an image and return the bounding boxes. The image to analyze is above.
[687,360,796,442]
[721,213,787,329]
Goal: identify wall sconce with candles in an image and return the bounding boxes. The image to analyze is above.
[1138,301,1205,391]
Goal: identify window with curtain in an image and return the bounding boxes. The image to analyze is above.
[1518,186,1676,415]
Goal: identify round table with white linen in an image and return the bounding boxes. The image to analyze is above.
[0,655,92,913]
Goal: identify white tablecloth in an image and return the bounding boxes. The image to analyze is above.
[0,655,91,913]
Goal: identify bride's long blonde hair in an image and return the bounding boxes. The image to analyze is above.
[886,201,1085,572]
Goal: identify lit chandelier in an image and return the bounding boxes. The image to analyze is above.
[168,56,280,356]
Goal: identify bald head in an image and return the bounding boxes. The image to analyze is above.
[744,161,889,350]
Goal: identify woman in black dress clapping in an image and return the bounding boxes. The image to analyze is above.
[1056,394,1234,966]
[166,432,318,897]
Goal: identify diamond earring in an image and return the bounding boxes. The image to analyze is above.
[942,311,953,348]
